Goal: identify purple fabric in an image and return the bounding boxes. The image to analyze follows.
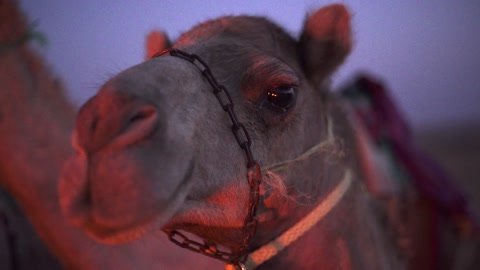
[342,75,478,227]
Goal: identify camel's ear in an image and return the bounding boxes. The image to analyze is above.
[299,4,352,86]
[145,30,171,60]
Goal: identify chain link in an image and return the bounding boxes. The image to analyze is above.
[153,49,262,267]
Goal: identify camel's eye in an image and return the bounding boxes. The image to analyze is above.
[266,87,297,111]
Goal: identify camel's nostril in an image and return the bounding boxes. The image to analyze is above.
[75,96,160,153]
[127,106,157,128]
[109,105,159,150]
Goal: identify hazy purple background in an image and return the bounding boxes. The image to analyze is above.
[21,1,480,129]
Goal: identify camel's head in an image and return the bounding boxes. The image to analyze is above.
[59,4,352,248]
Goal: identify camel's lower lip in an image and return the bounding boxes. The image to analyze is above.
[82,159,196,245]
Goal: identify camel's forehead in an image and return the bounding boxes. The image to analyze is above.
[175,15,295,51]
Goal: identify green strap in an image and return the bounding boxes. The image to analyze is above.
[0,21,47,54]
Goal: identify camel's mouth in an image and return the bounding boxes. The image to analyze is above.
[60,151,196,245]
[88,158,194,245]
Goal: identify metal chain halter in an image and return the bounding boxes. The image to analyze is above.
[152,49,262,269]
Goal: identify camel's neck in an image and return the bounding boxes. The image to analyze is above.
[247,97,402,270]
[254,178,401,270]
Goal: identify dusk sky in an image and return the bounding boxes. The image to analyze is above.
[21,1,480,129]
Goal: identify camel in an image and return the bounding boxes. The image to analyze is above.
[58,4,404,269]
[1,1,478,269]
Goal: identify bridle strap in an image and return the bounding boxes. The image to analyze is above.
[240,169,353,270]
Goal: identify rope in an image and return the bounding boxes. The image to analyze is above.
[242,170,352,269]
[224,115,342,269]
[261,115,335,174]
